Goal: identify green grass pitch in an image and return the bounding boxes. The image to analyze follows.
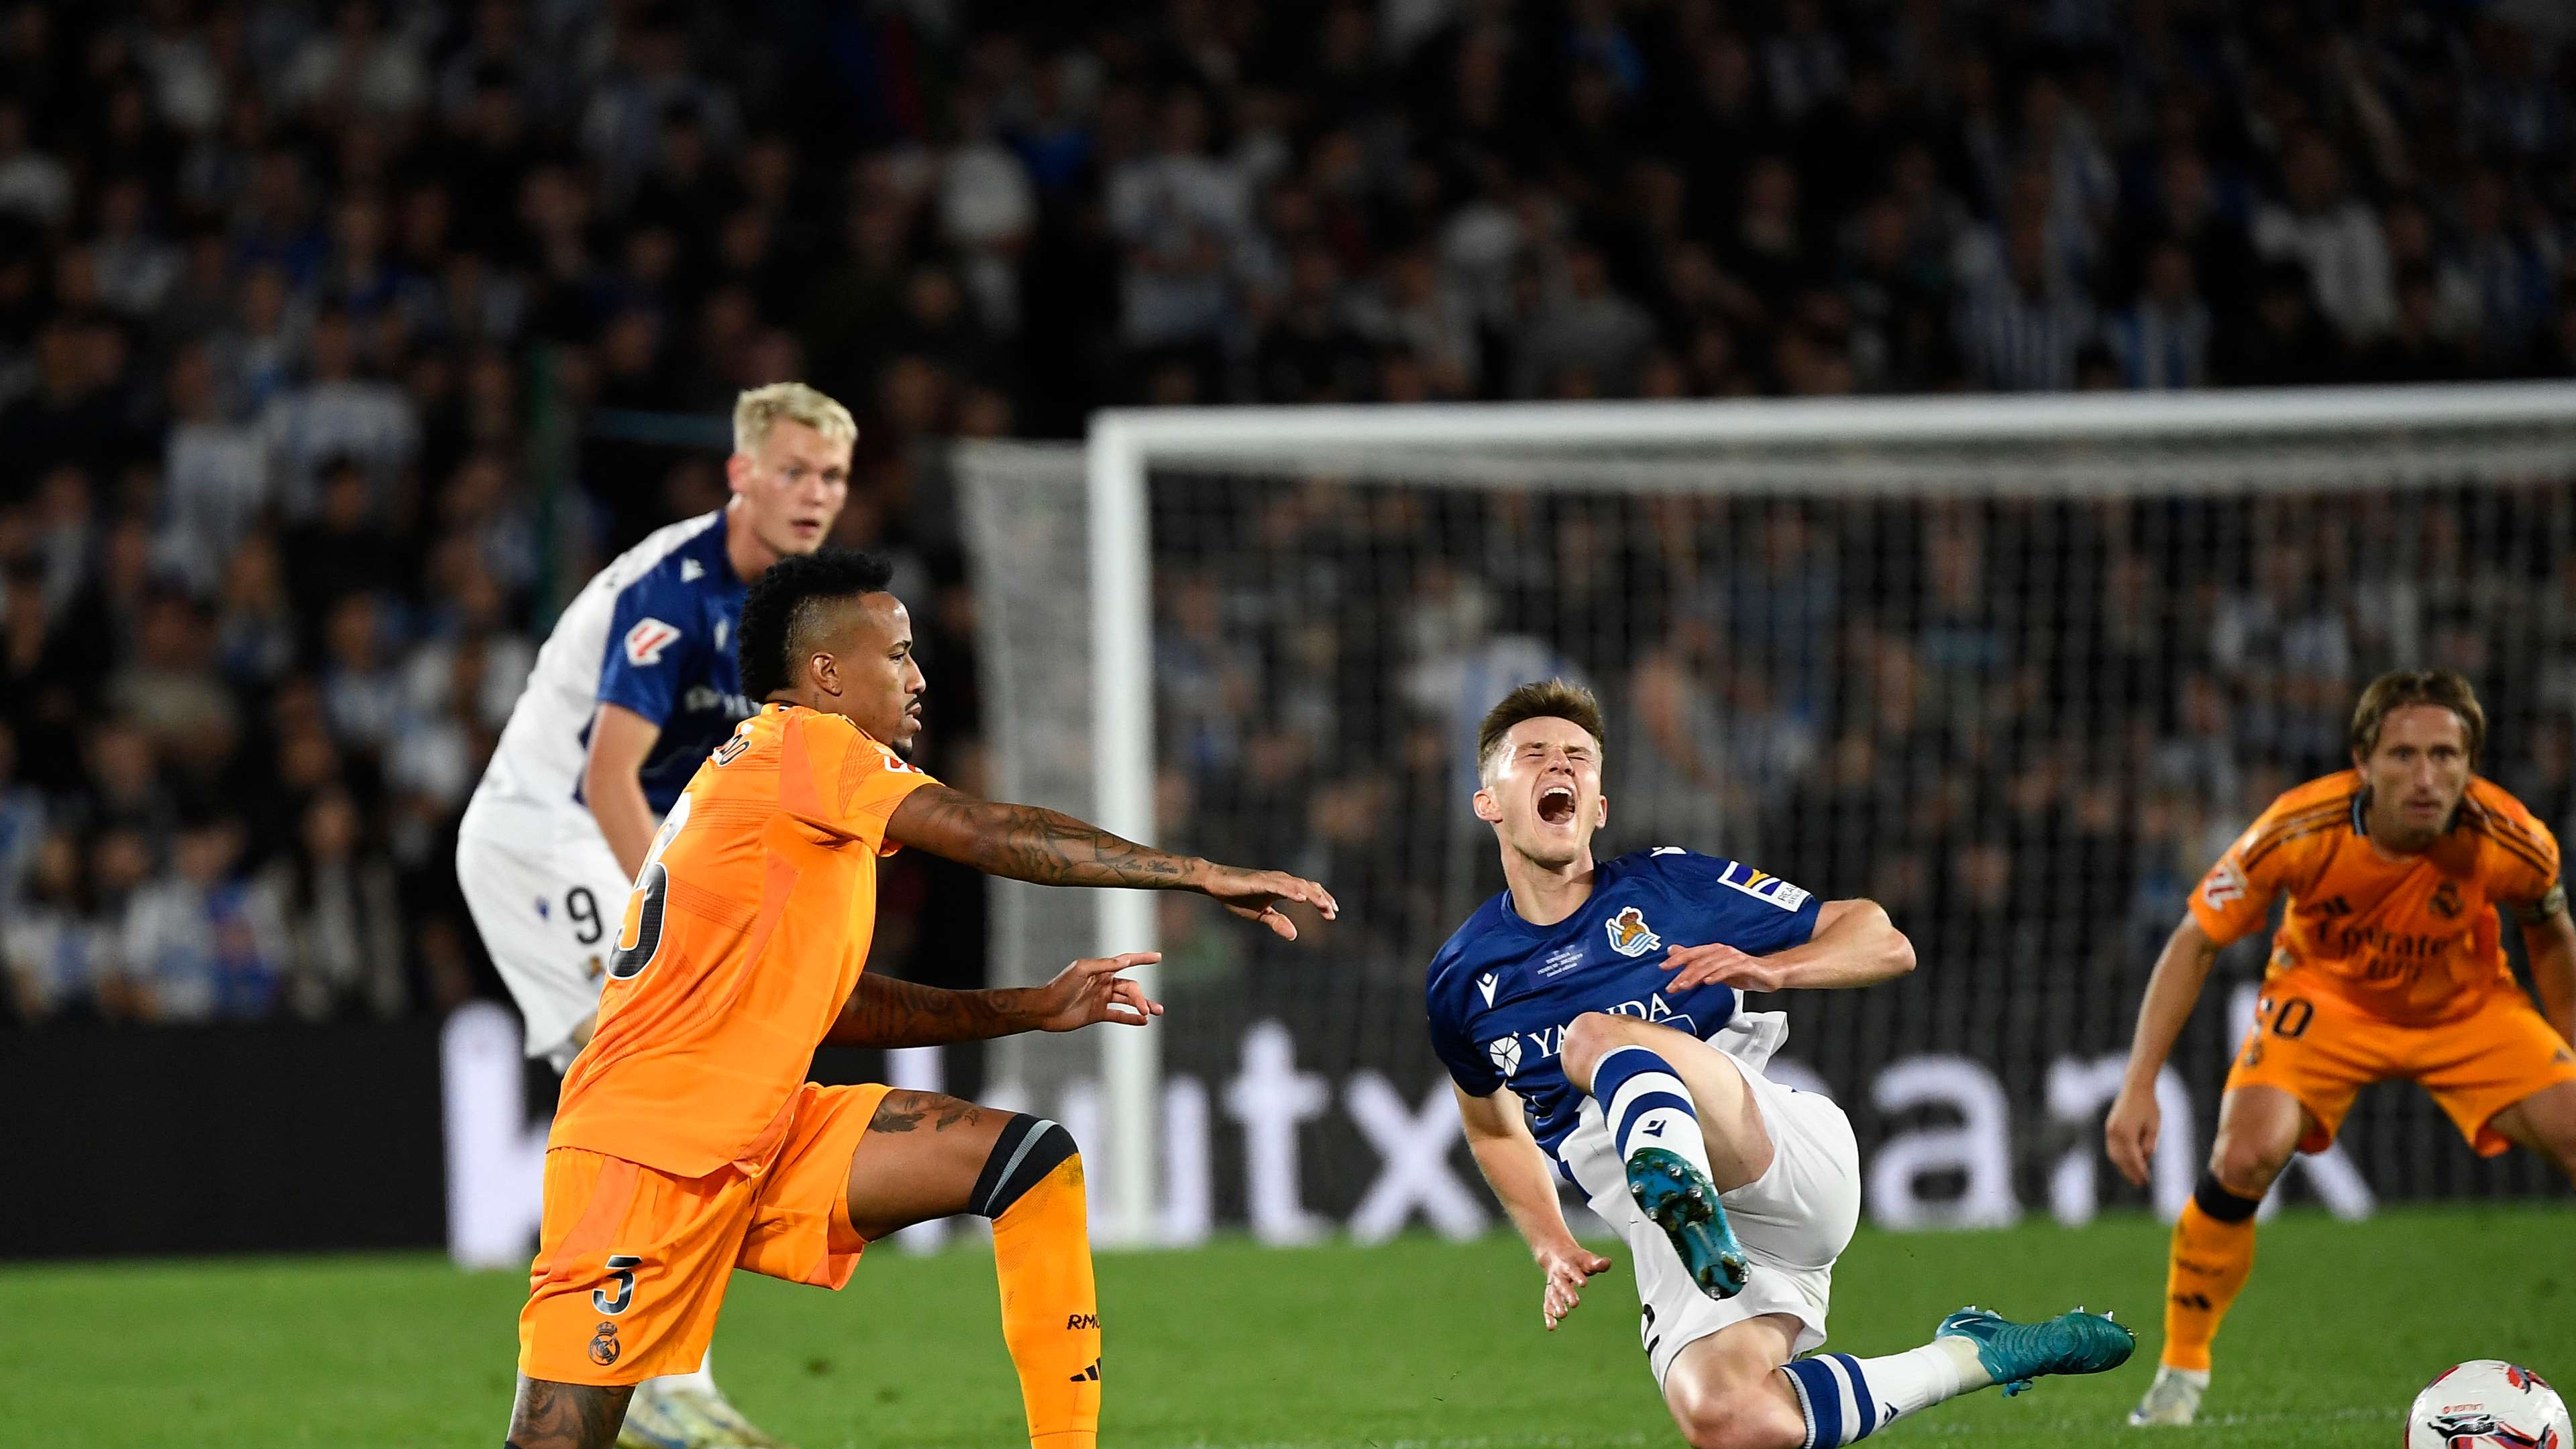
[5,1205,2567,1448]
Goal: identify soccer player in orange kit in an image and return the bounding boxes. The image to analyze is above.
[2105,670,2576,1426]
[504,547,1339,1449]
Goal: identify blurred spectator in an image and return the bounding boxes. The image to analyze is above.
[0,721,41,902]
[107,588,235,749]
[1109,88,1247,351]
[5,830,103,1023]
[2251,132,2395,343]
[1956,203,2094,391]
[212,531,297,688]
[270,788,405,1021]
[91,176,183,319]
[2104,242,2212,390]
[1511,242,1654,398]
[116,816,282,1023]
[2457,168,2557,366]
[2361,264,2476,383]
[159,344,270,591]
[318,593,406,757]
[262,307,418,517]
[279,0,429,122]
[0,99,70,227]
[280,460,402,629]
[2215,260,2345,386]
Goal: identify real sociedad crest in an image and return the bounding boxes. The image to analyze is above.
[1605,906,1661,957]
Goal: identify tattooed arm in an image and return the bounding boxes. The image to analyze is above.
[826,953,1166,1047]
[885,783,1205,887]
[883,784,1339,938]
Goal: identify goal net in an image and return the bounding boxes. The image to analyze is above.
[958,386,2576,1246]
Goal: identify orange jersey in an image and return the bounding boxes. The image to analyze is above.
[2189,771,2563,1025]
[551,703,938,1177]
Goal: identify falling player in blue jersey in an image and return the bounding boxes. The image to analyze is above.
[1427,680,2133,1449]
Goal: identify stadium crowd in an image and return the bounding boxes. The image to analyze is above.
[4,0,2576,1026]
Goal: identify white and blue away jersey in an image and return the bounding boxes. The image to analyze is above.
[1424,849,1820,1169]
[471,510,753,818]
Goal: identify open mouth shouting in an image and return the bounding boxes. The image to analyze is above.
[1537,782,1578,826]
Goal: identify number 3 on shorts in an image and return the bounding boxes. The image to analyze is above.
[594,1254,642,1316]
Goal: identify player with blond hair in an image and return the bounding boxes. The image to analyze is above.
[459,382,859,1447]
[2110,669,2576,1426]
[501,547,1337,1449]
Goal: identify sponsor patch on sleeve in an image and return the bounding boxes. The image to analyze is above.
[2201,859,2247,909]
[623,617,682,667]
[1718,859,1811,912]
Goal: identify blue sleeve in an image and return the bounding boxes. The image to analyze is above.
[1425,961,1503,1097]
[1651,849,1822,954]
[596,572,704,727]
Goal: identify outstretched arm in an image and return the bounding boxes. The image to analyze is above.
[1658,897,1916,994]
[1454,1083,1610,1330]
[2103,914,2224,1186]
[826,953,1165,1047]
[883,783,1338,938]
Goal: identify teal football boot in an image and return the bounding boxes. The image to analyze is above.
[1936,1305,2138,1397]
[1626,1146,1748,1299]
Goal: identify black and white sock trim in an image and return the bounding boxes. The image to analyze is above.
[971,1114,1077,1218]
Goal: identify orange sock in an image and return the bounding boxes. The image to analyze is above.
[987,1142,1100,1449]
[2161,1179,2260,1374]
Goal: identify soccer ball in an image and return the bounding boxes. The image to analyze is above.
[2406,1360,2571,1449]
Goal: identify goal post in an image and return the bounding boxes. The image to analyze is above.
[1085,424,1161,1250]
[967,383,2576,1247]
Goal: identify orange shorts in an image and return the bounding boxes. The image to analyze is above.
[518,1081,892,1385]
[2224,983,2576,1157]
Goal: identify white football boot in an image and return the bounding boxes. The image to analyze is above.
[619,1377,797,1449]
[2127,1364,2208,1426]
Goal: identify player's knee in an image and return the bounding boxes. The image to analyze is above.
[970,1113,1080,1218]
[1668,1376,1804,1449]
[2208,1133,2288,1196]
[1559,1011,1633,1083]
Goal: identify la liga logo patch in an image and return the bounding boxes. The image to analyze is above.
[2202,859,2247,908]
[623,616,681,667]
[1719,861,1811,912]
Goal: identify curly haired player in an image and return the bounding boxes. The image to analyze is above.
[503,547,1338,1449]
[459,381,857,1448]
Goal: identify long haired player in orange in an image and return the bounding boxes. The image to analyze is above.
[2106,670,2576,1426]
[504,547,1339,1449]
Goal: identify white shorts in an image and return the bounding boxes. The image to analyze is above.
[454,795,631,1072]
[1560,1030,1861,1386]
